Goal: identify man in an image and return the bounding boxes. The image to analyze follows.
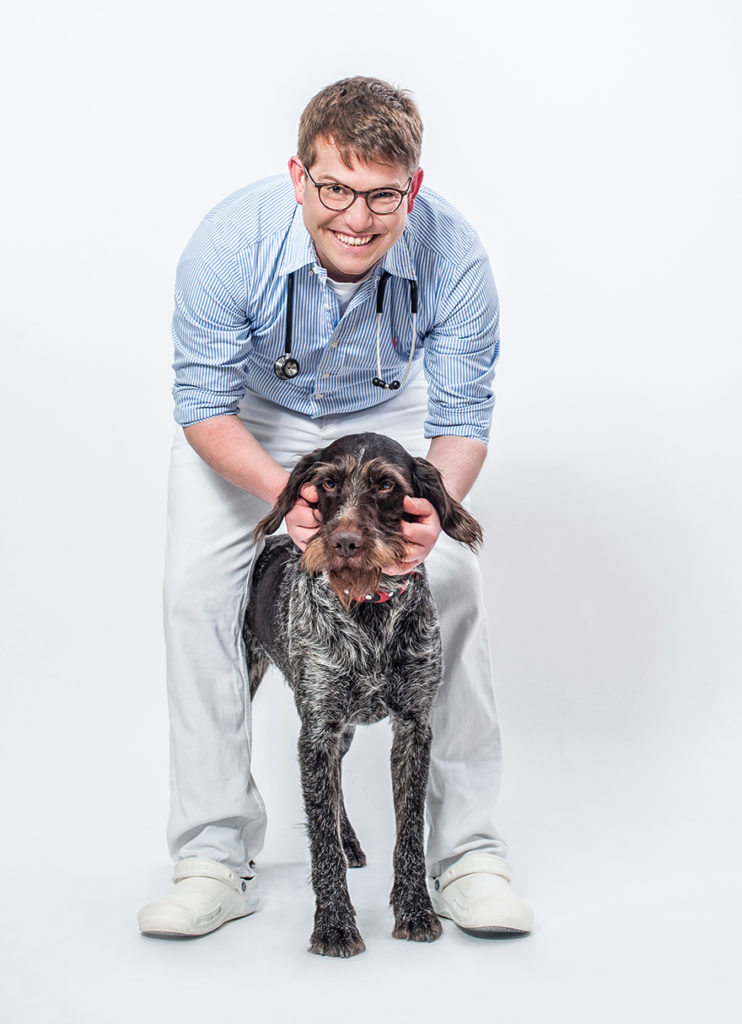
[138,76,533,939]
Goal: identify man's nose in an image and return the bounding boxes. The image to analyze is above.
[342,195,375,233]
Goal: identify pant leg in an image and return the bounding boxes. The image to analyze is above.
[164,398,323,874]
[423,536,507,876]
[164,428,268,874]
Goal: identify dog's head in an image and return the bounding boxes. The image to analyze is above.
[255,433,482,608]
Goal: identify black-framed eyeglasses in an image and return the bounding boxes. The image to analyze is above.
[303,166,413,214]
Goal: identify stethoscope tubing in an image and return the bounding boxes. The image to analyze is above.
[275,270,417,389]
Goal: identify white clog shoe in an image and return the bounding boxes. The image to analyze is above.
[138,857,259,938]
[430,854,534,936]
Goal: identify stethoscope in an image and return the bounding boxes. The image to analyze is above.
[274,270,418,391]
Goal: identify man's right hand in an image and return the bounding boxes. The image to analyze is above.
[285,484,320,551]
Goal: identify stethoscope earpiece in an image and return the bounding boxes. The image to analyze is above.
[275,270,417,389]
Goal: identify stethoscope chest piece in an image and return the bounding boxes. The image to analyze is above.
[274,354,300,380]
[274,271,299,380]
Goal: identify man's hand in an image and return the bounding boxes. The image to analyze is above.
[285,484,321,551]
[383,495,441,575]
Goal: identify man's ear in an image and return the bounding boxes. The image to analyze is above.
[410,457,482,550]
[288,156,305,205]
[407,167,424,213]
[254,450,322,538]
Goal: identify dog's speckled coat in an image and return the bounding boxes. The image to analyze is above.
[244,432,481,957]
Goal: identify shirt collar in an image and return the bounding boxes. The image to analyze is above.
[277,204,417,282]
[277,205,317,276]
[380,232,417,282]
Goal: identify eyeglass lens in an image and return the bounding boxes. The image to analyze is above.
[319,185,404,214]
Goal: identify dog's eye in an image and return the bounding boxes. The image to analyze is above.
[321,478,337,492]
[376,479,394,493]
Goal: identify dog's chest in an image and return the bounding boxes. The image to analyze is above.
[284,583,415,725]
[300,667,390,725]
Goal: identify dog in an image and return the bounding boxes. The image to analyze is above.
[244,432,482,957]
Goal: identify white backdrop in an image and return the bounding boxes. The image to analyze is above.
[2,2,740,1021]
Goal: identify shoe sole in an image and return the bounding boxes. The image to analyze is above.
[139,897,259,939]
[456,924,530,937]
[432,901,533,937]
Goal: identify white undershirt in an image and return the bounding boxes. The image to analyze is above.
[325,276,365,315]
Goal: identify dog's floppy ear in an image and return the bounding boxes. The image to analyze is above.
[410,457,483,550]
[254,449,323,539]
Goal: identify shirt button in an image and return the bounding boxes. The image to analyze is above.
[331,341,338,348]
[324,304,330,311]
[322,373,329,379]
[315,392,322,399]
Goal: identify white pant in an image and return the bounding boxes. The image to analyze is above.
[164,378,507,878]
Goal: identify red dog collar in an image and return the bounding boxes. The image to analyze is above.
[349,571,418,604]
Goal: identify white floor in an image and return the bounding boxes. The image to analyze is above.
[2,670,739,1024]
[2,849,738,1023]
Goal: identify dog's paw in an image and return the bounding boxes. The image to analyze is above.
[309,920,366,958]
[392,906,443,943]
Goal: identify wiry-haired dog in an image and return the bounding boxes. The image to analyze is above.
[244,432,482,957]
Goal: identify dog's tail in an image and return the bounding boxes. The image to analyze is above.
[243,621,270,699]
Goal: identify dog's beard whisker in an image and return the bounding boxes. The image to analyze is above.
[371,538,408,569]
[300,537,328,574]
[328,567,383,608]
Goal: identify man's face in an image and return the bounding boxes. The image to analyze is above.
[288,139,424,283]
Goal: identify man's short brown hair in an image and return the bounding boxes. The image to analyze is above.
[297,77,423,175]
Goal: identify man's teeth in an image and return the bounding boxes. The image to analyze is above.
[335,232,373,246]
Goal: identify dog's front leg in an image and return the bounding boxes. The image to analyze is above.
[298,724,366,957]
[389,717,443,942]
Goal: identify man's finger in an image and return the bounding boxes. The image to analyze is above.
[400,519,438,543]
[299,483,319,505]
[403,494,435,519]
[294,508,321,526]
[381,559,422,575]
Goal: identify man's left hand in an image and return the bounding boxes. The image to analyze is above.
[382,495,441,575]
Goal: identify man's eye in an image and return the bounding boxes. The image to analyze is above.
[377,479,394,492]
[325,185,350,197]
[322,478,337,492]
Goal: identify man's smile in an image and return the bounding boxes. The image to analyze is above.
[331,230,376,248]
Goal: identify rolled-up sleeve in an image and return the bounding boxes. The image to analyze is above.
[423,236,500,445]
[171,220,251,427]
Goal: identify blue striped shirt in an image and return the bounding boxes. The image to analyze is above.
[172,174,500,443]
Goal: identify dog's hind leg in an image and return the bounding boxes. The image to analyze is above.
[389,715,442,943]
[337,727,366,868]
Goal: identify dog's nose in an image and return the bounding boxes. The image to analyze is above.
[332,531,363,558]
